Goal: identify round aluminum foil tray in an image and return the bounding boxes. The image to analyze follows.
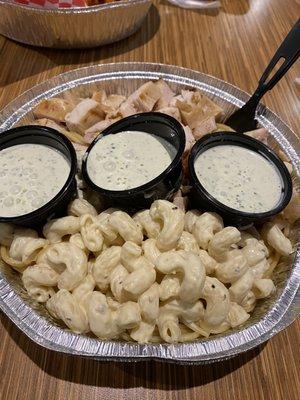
[0,63,299,364]
[0,0,152,49]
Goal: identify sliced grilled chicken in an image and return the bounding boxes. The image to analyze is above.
[33,98,73,123]
[65,99,106,134]
[32,118,88,145]
[84,118,120,143]
[156,106,181,121]
[193,116,217,139]
[155,80,175,109]
[119,81,163,117]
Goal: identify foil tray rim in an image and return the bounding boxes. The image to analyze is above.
[0,62,299,364]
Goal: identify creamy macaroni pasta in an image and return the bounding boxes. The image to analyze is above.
[0,198,293,343]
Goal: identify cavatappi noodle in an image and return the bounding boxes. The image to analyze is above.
[0,198,294,343]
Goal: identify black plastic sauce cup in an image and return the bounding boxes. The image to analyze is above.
[188,132,293,226]
[82,112,186,210]
[0,125,77,226]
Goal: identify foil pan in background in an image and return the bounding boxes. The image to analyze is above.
[0,0,152,48]
[0,63,299,364]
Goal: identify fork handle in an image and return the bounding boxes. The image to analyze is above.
[252,18,300,101]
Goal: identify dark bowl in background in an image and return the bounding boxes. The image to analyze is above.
[188,132,293,226]
[82,112,186,210]
[0,125,77,226]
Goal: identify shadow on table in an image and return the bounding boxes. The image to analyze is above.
[1,313,266,389]
[0,4,160,88]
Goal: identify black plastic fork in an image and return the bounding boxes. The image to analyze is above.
[226,19,300,132]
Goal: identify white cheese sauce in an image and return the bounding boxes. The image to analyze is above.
[0,144,70,217]
[194,145,283,213]
[87,130,177,190]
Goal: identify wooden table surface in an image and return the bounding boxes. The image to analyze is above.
[0,1,299,399]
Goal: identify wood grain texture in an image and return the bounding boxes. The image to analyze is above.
[0,1,299,399]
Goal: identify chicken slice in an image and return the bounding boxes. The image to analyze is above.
[91,90,107,104]
[157,106,181,121]
[183,124,195,153]
[73,143,88,152]
[84,118,120,143]
[176,91,223,131]
[277,149,290,163]
[181,90,194,104]
[192,91,223,120]
[214,123,235,132]
[244,128,268,144]
[182,125,196,178]
[193,116,217,139]
[173,189,188,211]
[65,99,106,134]
[32,118,88,145]
[91,91,125,115]
[33,98,73,123]
[119,81,163,117]
[119,101,137,117]
[106,94,126,109]
[169,94,184,107]
[155,80,175,109]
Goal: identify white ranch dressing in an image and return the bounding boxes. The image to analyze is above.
[0,143,70,217]
[87,130,177,190]
[194,145,283,213]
